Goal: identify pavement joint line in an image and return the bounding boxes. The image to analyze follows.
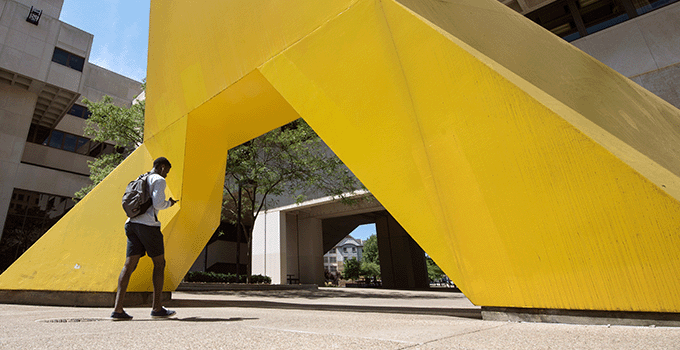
[396,323,509,350]
[246,324,418,345]
[35,317,109,323]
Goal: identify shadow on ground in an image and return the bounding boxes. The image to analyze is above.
[180,288,467,301]
[166,298,482,320]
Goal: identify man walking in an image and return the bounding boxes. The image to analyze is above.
[111,157,178,320]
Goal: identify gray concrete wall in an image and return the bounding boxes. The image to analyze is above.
[0,0,142,241]
[0,83,35,242]
[572,2,680,108]
[376,214,429,290]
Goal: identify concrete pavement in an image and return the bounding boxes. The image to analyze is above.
[1,287,679,349]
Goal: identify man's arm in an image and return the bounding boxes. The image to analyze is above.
[150,176,175,210]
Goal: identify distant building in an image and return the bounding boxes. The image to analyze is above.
[0,0,143,271]
[324,235,363,275]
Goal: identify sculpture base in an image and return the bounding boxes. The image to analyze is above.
[482,306,680,327]
[0,290,171,307]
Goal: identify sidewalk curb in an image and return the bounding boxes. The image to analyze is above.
[176,282,318,292]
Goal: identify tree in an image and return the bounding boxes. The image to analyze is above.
[362,234,379,265]
[223,118,364,282]
[360,234,380,282]
[75,85,145,200]
[360,260,380,281]
[342,257,361,281]
[426,256,446,282]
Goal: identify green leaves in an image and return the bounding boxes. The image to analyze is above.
[82,96,144,151]
[75,84,145,200]
[342,257,362,280]
[223,118,365,223]
[362,234,379,265]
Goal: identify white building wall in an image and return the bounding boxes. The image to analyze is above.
[252,210,287,284]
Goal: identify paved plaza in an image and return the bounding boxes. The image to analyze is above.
[1,287,679,349]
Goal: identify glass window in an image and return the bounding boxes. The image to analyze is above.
[48,130,64,149]
[63,134,78,152]
[0,189,75,272]
[51,47,84,72]
[581,0,628,35]
[51,47,69,66]
[26,124,51,144]
[76,138,90,155]
[527,1,579,40]
[67,55,85,72]
[67,104,92,119]
[635,0,679,15]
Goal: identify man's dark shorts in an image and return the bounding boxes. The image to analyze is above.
[125,222,164,258]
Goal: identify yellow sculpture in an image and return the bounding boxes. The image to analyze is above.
[2,0,680,313]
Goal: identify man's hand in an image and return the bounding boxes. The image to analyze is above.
[169,197,179,206]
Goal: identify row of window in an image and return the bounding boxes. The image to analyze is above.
[528,0,679,42]
[51,47,85,72]
[1,189,75,272]
[68,104,92,120]
[327,247,358,254]
[26,123,121,158]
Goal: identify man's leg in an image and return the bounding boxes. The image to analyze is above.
[150,254,165,311]
[113,255,141,313]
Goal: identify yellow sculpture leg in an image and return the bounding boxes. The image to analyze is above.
[3,0,680,314]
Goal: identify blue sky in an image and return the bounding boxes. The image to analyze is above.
[59,0,150,82]
[350,224,376,241]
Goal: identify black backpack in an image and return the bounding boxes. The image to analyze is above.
[122,172,152,218]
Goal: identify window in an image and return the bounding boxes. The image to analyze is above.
[352,247,356,253]
[330,257,337,263]
[67,104,92,119]
[63,134,78,152]
[48,130,64,149]
[1,189,75,272]
[51,47,85,72]
[635,0,679,15]
[527,0,680,42]
[26,123,116,157]
[343,247,347,253]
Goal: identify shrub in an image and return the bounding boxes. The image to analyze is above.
[183,271,271,284]
[250,274,272,284]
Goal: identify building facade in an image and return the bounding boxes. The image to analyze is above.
[0,0,142,271]
[505,0,680,109]
[323,235,363,275]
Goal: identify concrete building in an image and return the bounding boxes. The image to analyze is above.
[0,0,142,270]
[250,0,680,287]
[323,235,363,275]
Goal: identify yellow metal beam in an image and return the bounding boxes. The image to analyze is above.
[2,0,680,313]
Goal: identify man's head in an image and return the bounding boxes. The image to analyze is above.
[153,157,172,178]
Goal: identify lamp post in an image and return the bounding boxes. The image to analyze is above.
[236,181,242,282]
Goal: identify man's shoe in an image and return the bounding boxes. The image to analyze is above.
[111,311,133,321]
[150,307,176,319]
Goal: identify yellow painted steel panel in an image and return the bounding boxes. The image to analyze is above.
[145,0,358,139]
[3,0,680,314]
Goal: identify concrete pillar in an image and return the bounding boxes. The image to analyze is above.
[285,213,324,286]
[0,84,37,242]
[252,210,287,284]
[375,213,429,290]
